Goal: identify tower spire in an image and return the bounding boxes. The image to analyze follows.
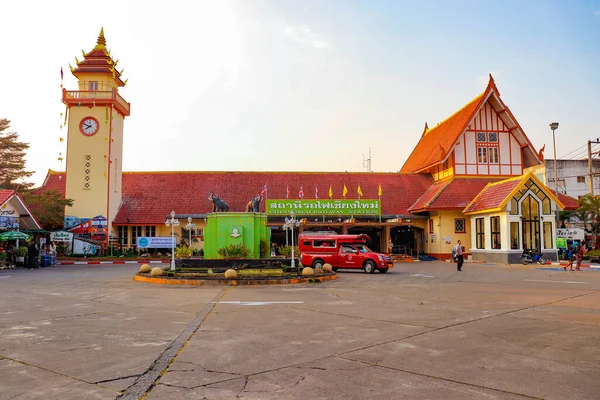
[96,27,106,47]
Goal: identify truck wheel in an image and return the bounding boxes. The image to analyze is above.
[364,260,376,274]
[377,268,389,273]
[312,259,324,269]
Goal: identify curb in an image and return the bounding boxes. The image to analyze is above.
[134,273,339,286]
[58,260,170,265]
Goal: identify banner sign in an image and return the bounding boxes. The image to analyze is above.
[556,228,584,240]
[137,236,175,248]
[556,238,567,249]
[50,231,74,242]
[266,199,381,215]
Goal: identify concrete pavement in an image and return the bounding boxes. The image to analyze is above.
[1,262,599,399]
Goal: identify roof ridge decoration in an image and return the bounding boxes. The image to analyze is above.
[421,122,429,138]
[70,28,126,87]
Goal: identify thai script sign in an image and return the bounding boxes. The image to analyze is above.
[556,228,584,240]
[0,216,19,229]
[50,231,74,242]
[266,199,381,215]
[137,236,175,248]
[0,209,16,216]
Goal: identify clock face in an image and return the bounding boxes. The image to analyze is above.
[79,117,100,136]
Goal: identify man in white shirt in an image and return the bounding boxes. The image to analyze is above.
[454,240,463,271]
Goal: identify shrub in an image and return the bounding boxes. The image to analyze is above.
[16,247,28,257]
[278,245,299,258]
[217,243,251,259]
[175,245,192,258]
[0,252,7,261]
[193,248,204,256]
[260,240,269,258]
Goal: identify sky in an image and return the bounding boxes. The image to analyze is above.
[1,0,599,187]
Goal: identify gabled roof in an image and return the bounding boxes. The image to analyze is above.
[409,177,501,212]
[0,189,42,230]
[463,172,566,215]
[401,75,541,173]
[35,171,433,224]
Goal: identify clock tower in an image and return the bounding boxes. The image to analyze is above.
[62,28,130,236]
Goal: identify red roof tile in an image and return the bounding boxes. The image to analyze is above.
[557,193,579,211]
[409,178,501,212]
[0,190,15,206]
[463,178,521,214]
[35,171,433,224]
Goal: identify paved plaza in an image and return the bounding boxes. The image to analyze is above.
[0,262,599,399]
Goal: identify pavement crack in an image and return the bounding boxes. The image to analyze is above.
[0,354,121,394]
[0,311,104,328]
[171,360,242,376]
[93,374,141,384]
[236,376,249,399]
[336,355,542,399]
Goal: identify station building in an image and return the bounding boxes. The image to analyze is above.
[36,30,578,261]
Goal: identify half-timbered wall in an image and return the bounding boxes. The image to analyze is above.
[453,102,522,177]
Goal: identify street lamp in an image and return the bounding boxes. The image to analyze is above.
[165,210,180,271]
[186,217,197,251]
[550,122,559,200]
[283,211,301,269]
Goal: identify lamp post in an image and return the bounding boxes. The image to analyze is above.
[186,217,196,252]
[165,210,180,271]
[550,122,559,200]
[283,211,301,269]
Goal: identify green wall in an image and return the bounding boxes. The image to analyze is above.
[204,212,271,259]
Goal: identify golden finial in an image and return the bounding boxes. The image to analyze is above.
[69,63,74,72]
[75,56,79,63]
[119,68,124,75]
[81,49,86,56]
[123,78,128,86]
[97,27,106,46]
[114,59,119,67]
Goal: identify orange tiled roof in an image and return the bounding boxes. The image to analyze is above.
[557,193,579,211]
[409,178,502,212]
[400,75,510,173]
[462,178,522,214]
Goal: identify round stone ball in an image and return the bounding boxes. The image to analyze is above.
[224,269,237,279]
[322,264,333,273]
[302,267,314,276]
[150,267,163,276]
[139,264,151,273]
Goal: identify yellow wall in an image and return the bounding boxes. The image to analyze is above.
[115,219,208,251]
[424,210,471,255]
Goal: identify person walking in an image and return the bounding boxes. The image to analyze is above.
[454,240,464,271]
[49,241,57,266]
[563,245,574,271]
[575,243,586,271]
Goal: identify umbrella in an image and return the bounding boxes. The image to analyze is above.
[0,231,31,241]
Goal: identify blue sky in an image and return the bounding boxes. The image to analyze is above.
[1,0,598,185]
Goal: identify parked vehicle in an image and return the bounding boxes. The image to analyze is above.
[521,250,545,265]
[299,233,393,273]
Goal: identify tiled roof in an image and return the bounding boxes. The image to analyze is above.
[71,28,125,86]
[35,171,433,224]
[462,178,521,214]
[557,193,579,211]
[409,178,501,212]
[400,92,486,173]
[0,190,15,206]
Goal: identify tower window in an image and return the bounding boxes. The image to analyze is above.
[88,81,99,91]
[477,147,488,163]
[489,147,499,164]
[83,154,91,190]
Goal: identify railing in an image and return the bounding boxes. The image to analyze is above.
[63,89,130,114]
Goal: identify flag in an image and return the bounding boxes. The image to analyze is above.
[378,184,382,197]
[299,185,304,199]
[286,185,290,199]
[343,184,348,197]
[357,185,363,197]
[315,185,319,199]
[260,184,267,196]
[328,185,332,199]
[60,66,63,80]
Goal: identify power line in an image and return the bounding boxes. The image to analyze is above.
[558,143,588,159]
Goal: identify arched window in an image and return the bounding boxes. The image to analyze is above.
[521,195,540,251]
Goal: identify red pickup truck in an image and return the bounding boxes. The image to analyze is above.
[299,233,393,274]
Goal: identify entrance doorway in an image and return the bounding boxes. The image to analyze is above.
[391,226,422,256]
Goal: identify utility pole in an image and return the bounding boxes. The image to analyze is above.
[588,140,594,196]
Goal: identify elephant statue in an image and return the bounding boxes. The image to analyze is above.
[208,192,229,212]
[245,193,262,213]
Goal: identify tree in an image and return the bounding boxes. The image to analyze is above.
[0,119,33,190]
[578,194,600,247]
[20,189,73,231]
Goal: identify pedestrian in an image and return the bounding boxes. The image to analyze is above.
[563,245,574,271]
[27,241,39,269]
[49,241,57,265]
[454,240,464,271]
[575,243,586,271]
[271,243,277,257]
